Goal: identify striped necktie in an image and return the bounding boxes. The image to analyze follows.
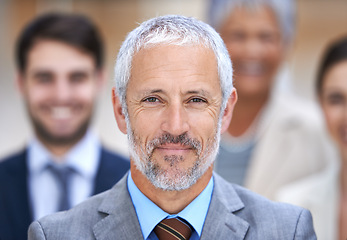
[154,218,192,240]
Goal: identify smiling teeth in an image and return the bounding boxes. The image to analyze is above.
[52,107,71,119]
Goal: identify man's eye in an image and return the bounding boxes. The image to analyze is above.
[70,73,87,83]
[189,98,206,103]
[36,74,53,84]
[327,94,344,105]
[259,33,277,44]
[143,97,159,103]
[228,32,246,42]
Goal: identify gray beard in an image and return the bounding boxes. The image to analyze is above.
[127,121,221,191]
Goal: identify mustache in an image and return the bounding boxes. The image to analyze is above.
[146,133,202,154]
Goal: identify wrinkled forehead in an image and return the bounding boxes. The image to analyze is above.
[131,43,218,77]
[131,41,217,73]
[127,44,220,94]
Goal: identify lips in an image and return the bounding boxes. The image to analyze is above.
[158,143,192,150]
[156,144,193,155]
[146,133,202,157]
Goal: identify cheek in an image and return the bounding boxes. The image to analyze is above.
[225,42,242,60]
[188,111,219,139]
[323,107,343,136]
[74,85,99,103]
[130,110,160,141]
[268,52,282,66]
[25,88,49,106]
[266,45,283,63]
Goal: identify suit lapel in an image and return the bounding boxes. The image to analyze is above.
[201,174,249,240]
[92,174,143,240]
[91,172,250,240]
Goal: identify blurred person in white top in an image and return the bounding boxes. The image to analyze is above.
[278,36,347,240]
[207,0,333,199]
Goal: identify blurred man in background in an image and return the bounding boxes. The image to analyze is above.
[0,13,129,240]
[208,0,333,199]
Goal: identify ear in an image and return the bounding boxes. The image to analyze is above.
[220,88,237,134]
[112,87,127,134]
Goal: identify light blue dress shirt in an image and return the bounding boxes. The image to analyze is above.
[127,172,214,240]
[28,130,101,220]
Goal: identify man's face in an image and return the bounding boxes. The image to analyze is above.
[320,61,347,159]
[120,45,235,191]
[18,40,103,146]
[219,6,284,98]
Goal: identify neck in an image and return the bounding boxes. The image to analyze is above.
[131,163,213,214]
[228,92,269,137]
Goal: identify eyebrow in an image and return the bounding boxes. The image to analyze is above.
[30,70,53,78]
[140,89,164,95]
[186,89,212,98]
[150,89,163,94]
[139,88,212,98]
[323,86,345,93]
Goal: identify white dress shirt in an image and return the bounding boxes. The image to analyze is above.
[27,130,101,220]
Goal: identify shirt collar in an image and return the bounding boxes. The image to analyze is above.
[127,172,214,239]
[28,130,101,179]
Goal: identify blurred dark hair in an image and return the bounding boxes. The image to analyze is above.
[316,36,347,95]
[16,12,104,72]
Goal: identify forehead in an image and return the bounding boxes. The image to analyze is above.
[128,44,219,90]
[323,61,347,88]
[26,40,95,72]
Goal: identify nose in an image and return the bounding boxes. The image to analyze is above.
[53,77,73,102]
[161,102,190,136]
[243,38,264,58]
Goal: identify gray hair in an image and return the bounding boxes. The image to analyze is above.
[114,15,233,117]
[207,0,296,45]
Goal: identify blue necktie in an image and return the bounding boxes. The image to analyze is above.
[47,163,74,211]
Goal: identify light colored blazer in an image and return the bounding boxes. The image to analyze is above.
[277,161,339,240]
[28,173,316,239]
[243,93,333,200]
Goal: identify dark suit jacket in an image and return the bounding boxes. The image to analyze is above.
[0,147,130,240]
[28,173,316,240]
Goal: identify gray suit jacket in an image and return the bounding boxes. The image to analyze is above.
[28,172,316,239]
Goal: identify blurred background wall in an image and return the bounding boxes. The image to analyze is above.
[0,0,346,159]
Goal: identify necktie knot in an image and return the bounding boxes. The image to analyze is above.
[46,163,75,211]
[154,218,192,240]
